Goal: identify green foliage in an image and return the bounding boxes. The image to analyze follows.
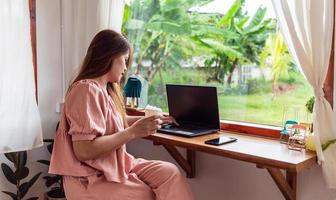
[124,0,313,126]
[246,78,272,94]
[260,32,292,86]
[148,67,209,110]
[148,67,312,126]
[124,0,210,82]
[244,6,266,31]
[123,0,275,85]
[276,71,304,86]
[37,139,65,199]
[198,38,242,58]
[1,151,41,200]
[217,81,312,126]
[199,2,275,84]
[305,96,315,114]
[215,78,272,96]
[191,25,238,39]
[217,0,242,27]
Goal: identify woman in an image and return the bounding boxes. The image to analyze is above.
[49,30,194,200]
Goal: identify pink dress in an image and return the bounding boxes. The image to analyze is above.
[49,79,194,200]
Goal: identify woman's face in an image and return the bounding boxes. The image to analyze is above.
[108,51,129,83]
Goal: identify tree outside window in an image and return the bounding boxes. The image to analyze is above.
[122,0,313,127]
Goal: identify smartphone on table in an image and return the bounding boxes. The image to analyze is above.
[205,136,237,146]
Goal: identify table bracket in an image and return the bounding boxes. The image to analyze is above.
[262,166,297,200]
[156,143,196,178]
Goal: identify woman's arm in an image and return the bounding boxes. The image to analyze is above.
[72,115,162,161]
[126,115,142,126]
[72,129,133,161]
[126,113,179,126]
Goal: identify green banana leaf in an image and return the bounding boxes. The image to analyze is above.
[217,0,241,27]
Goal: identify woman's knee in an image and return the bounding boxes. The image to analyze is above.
[158,161,181,179]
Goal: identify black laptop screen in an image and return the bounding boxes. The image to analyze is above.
[166,84,220,129]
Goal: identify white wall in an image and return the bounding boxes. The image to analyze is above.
[1,1,335,199]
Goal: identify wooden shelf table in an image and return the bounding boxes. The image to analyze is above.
[145,131,317,200]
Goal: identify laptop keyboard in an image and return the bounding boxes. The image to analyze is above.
[178,125,202,131]
[159,123,218,137]
[162,124,204,132]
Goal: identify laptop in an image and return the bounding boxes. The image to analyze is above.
[158,84,220,137]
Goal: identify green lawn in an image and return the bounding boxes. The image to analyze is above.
[147,68,313,127]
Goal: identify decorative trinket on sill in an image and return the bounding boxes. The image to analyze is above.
[287,124,307,151]
[124,76,142,108]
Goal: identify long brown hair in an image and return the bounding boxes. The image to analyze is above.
[70,29,133,127]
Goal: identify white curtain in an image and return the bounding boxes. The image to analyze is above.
[61,0,126,97]
[99,0,125,32]
[0,0,43,153]
[272,0,336,188]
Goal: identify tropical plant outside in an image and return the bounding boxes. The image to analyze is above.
[122,0,313,127]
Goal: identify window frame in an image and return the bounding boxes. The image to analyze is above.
[27,0,334,138]
[124,1,335,139]
[220,120,281,138]
[111,1,333,138]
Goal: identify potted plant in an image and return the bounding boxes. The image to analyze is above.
[305,96,336,151]
[304,96,314,131]
[305,96,315,114]
[1,151,41,200]
[37,139,66,200]
[305,96,315,151]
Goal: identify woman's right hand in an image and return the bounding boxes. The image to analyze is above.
[126,115,162,139]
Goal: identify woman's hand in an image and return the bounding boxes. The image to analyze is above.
[126,115,162,139]
[160,115,179,126]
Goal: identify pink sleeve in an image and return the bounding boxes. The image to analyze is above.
[65,81,107,141]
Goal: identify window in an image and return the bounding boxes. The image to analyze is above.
[123,0,333,136]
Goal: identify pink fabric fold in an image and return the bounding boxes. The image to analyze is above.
[49,79,134,183]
